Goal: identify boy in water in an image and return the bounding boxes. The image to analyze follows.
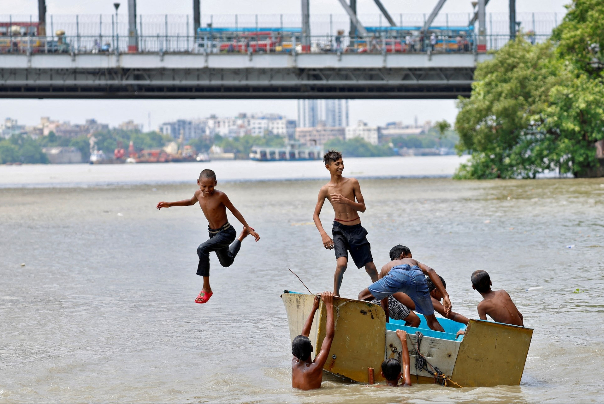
[381,330,412,387]
[470,270,523,326]
[358,244,451,332]
[156,169,260,304]
[291,292,335,390]
[313,150,378,296]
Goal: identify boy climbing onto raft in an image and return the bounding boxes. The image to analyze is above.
[470,270,523,326]
[358,244,452,332]
[156,169,260,304]
[380,330,412,387]
[291,292,335,390]
[313,150,379,297]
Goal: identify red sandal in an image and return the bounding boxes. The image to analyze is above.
[195,290,213,304]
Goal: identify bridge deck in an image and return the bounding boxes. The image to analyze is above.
[0,53,491,99]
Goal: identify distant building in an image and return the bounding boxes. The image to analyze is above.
[160,119,206,140]
[118,120,143,132]
[295,123,345,146]
[42,147,83,164]
[298,99,349,128]
[0,118,26,138]
[346,121,379,145]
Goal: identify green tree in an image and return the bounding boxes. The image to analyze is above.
[0,141,19,164]
[216,134,286,157]
[454,39,567,179]
[434,120,451,148]
[552,0,604,76]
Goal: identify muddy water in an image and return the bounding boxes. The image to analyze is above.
[0,164,603,403]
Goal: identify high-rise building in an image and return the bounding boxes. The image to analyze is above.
[298,99,348,128]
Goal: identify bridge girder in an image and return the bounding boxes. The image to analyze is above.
[0,54,487,99]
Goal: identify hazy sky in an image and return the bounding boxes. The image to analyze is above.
[2,0,570,130]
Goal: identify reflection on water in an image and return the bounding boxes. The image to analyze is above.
[0,169,603,403]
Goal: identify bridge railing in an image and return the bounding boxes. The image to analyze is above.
[0,34,551,56]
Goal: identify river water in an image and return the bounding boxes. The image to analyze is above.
[1,157,603,403]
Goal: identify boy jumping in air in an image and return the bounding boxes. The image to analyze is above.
[313,150,378,297]
[156,169,260,304]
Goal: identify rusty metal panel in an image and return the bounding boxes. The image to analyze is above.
[315,296,386,383]
[451,320,533,387]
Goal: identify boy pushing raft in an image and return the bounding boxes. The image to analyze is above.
[156,169,260,304]
[313,150,379,297]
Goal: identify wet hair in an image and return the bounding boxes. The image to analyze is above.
[199,169,216,181]
[292,335,313,360]
[389,245,411,260]
[323,150,342,165]
[471,270,492,293]
[426,275,446,292]
[381,358,402,382]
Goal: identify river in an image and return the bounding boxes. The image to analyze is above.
[0,156,602,403]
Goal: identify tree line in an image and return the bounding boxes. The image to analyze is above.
[454,0,604,179]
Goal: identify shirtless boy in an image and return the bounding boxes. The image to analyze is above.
[358,244,451,332]
[291,292,335,390]
[156,169,260,304]
[470,270,523,326]
[381,330,412,387]
[313,150,378,296]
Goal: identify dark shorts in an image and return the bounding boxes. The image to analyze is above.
[332,221,373,268]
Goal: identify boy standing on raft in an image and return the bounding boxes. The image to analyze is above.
[156,169,260,304]
[313,150,379,297]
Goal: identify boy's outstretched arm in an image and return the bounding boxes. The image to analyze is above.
[156,193,198,209]
[313,187,334,250]
[313,292,335,370]
[329,179,366,212]
[396,330,412,386]
[221,193,260,241]
[301,295,321,337]
[417,262,452,316]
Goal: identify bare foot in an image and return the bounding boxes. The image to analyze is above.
[237,227,249,242]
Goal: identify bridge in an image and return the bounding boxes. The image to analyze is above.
[0,0,557,99]
[0,52,490,99]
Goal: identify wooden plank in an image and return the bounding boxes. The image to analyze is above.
[315,297,386,383]
[451,320,533,387]
[385,330,460,380]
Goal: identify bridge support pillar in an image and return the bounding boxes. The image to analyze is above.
[127,0,138,52]
[193,0,200,39]
[509,0,516,41]
[477,0,486,52]
[301,0,310,52]
[349,0,357,42]
[38,0,46,36]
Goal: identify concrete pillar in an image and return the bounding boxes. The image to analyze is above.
[193,0,200,38]
[477,0,486,52]
[127,0,138,52]
[301,0,310,52]
[349,0,357,40]
[38,0,46,36]
[509,0,516,41]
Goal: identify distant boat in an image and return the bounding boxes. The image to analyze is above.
[282,291,533,387]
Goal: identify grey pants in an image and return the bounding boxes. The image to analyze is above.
[196,223,241,277]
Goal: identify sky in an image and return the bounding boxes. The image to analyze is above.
[1,0,570,130]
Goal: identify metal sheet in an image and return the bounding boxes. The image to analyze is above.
[451,320,533,387]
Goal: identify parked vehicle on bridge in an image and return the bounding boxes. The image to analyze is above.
[196,27,302,53]
[355,25,475,53]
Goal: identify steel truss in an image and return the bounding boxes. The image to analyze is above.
[0,66,474,99]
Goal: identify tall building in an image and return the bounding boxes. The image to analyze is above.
[298,99,348,128]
